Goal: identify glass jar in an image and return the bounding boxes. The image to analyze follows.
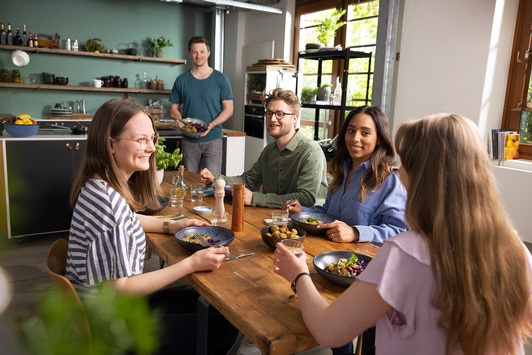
[11,70,21,83]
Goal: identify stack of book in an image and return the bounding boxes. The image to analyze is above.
[489,129,520,161]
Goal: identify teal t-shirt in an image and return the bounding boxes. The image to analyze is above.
[169,70,233,142]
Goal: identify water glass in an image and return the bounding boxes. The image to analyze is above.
[191,184,204,202]
[272,210,289,226]
[280,239,304,257]
[170,188,185,208]
[211,211,228,227]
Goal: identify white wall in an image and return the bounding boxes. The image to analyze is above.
[224,0,532,242]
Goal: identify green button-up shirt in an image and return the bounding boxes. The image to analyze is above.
[222,130,328,208]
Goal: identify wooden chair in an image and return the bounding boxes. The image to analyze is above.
[46,238,90,338]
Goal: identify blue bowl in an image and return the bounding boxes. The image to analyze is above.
[175,226,235,253]
[313,251,373,287]
[4,123,40,138]
[290,212,337,235]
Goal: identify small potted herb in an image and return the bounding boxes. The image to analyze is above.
[301,86,318,103]
[155,135,182,183]
[152,36,173,58]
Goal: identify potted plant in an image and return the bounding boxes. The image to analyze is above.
[84,38,106,53]
[155,135,182,184]
[301,86,318,103]
[151,36,173,58]
[314,9,346,46]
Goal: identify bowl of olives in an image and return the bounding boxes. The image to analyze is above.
[260,224,306,250]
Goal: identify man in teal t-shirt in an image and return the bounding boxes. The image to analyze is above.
[169,36,233,176]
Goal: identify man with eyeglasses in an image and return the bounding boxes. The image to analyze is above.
[169,36,234,177]
[200,88,328,208]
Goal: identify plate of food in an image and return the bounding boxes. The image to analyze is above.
[178,118,208,138]
[174,226,234,253]
[138,196,169,215]
[313,251,372,287]
[290,212,336,235]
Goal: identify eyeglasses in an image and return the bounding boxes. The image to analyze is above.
[115,135,158,149]
[265,111,296,120]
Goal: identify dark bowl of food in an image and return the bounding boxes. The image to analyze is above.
[290,212,336,235]
[138,196,169,215]
[260,224,306,250]
[175,226,235,253]
[313,251,372,287]
[55,76,69,85]
[178,118,208,138]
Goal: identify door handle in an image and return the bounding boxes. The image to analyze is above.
[74,143,80,151]
[66,143,73,151]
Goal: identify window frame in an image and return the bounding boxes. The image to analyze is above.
[502,0,532,160]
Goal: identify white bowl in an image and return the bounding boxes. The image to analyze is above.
[11,50,30,67]
[193,206,213,215]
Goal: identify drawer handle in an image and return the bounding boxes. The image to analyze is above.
[74,143,80,151]
[66,143,73,151]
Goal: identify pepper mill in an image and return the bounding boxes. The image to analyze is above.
[213,178,226,216]
[231,183,245,232]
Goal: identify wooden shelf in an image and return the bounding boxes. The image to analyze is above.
[0,82,170,94]
[0,44,186,65]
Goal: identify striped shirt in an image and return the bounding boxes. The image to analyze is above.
[65,178,146,287]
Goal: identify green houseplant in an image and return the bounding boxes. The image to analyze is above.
[84,38,106,53]
[301,86,318,103]
[156,135,182,171]
[152,36,173,58]
[314,9,346,46]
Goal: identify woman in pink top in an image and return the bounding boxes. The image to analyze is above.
[274,113,532,354]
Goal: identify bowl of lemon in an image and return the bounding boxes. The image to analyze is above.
[3,114,39,137]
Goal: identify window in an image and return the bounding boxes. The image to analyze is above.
[502,0,532,160]
[294,0,379,141]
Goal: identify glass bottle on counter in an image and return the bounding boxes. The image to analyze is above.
[7,24,13,45]
[0,23,6,45]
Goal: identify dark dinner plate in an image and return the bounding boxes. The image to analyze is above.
[175,226,235,253]
[290,212,336,235]
[313,251,372,287]
[138,196,169,215]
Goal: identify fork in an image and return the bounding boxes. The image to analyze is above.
[193,234,211,247]
[225,252,255,260]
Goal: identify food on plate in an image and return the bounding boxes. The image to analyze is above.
[325,254,367,277]
[181,233,220,244]
[300,217,323,225]
[266,224,302,239]
[181,120,207,134]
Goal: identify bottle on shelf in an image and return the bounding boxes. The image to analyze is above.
[0,23,6,45]
[142,72,149,89]
[27,32,33,47]
[72,39,78,51]
[15,27,22,46]
[7,23,13,45]
[66,38,71,51]
[33,33,38,47]
[22,25,27,46]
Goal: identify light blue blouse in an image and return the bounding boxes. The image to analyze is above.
[304,160,408,244]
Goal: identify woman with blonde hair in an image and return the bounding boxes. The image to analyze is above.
[274,113,532,354]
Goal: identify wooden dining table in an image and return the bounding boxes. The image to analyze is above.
[146,171,380,355]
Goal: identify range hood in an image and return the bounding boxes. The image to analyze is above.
[160,0,283,14]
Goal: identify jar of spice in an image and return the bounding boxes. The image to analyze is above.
[11,70,21,83]
[157,79,164,90]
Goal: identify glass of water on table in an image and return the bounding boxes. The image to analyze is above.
[272,210,289,226]
[280,239,304,257]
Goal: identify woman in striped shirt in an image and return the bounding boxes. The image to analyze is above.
[66,99,238,353]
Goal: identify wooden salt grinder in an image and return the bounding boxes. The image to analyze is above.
[231,183,245,232]
[213,178,226,215]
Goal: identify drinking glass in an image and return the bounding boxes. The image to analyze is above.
[191,184,204,202]
[272,210,289,226]
[280,239,304,257]
[211,211,228,227]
